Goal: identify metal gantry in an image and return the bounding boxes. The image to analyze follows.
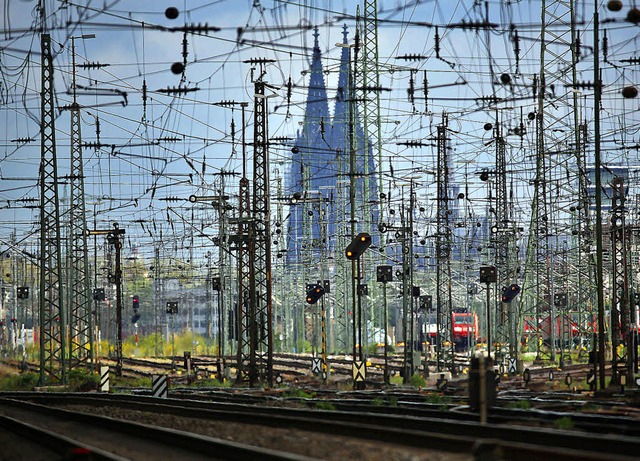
[39,33,66,385]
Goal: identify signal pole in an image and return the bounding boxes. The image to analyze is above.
[88,224,125,376]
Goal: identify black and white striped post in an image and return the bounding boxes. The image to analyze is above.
[152,375,168,398]
[100,366,109,393]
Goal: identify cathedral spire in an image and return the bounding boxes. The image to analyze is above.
[303,26,330,131]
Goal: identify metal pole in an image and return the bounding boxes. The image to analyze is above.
[321,294,327,384]
[593,11,607,390]
[486,282,491,360]
[112,226,124,377]
[383,281,389,384]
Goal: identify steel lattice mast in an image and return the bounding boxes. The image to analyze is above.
[39,33,66,384]
[68,37,93,371]
[610,177,632,384]
[435,114,454,373]
[523,0,579,362]
[236,102,253,385]
[251,78,274,386]
[493,122,512,355]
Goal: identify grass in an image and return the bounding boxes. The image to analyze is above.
[191,377,232,387]
[67,369,100,392]
[282,387,316,399]
[505,400,532,410]
[553,416,575,430]
[111,375,152,389]
[0,371,39,391]
[314,401,336,411]
[0,366,99,392]
[425,393,451,406]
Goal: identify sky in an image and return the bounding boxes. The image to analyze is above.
[0,0,639,272]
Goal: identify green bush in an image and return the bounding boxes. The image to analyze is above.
[410,373,426,388]
[68,368,99,392]
[0,372,39,391]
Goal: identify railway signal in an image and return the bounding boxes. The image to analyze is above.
[306,284,325,304]
[501,284,521,303]
[17,287,29,299]
[132,295,139,309]
[166,301,179,314]
[345,232,371,260]
[93,288,105,301]
[420,295,432,311]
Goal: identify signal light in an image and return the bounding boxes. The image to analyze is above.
[501,283,521,303]
[420,295,432,311]
[93,288,105,301]
[132,295,139,309]
[17,287,29,299]
[345,232,372,260]
[306,284,325,305]
[479,265,497,283]
[166,301,179,314]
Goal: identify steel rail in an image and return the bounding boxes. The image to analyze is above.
[6,393,639,460]
[0,397,318,461]
[0,414,127,461]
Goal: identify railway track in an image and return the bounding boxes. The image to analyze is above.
[0,397,317,461]
[4,392,638,460]
[155,385,640,437]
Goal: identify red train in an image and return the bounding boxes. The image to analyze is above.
[422,311,479,351]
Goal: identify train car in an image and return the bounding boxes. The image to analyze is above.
[421,312,479,351]
[452,312,479,350]
[521,312,596,347]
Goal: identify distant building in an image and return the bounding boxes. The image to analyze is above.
[286,27,378,267]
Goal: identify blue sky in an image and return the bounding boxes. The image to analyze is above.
[0,0,638,268]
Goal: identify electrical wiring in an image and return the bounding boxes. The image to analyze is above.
[0,0,637,297]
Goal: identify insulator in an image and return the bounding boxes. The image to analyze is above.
[78,62,110,69]
[173,23,221,34]
[215,100,239,107]
[242,57,277,64]
[396,140,428,147]
[395,54,427,61]
[157,86,200,94]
